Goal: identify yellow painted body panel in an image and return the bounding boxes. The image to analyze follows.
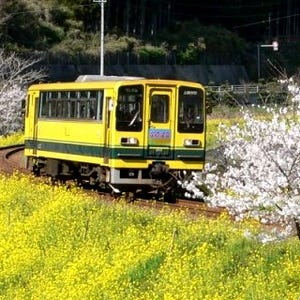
[37,121,104,143]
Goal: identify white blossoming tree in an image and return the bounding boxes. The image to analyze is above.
[0,86,26,135]
[0,50,45,135]
[184,77,300,241]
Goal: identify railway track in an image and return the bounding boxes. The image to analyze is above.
[0,144,223,217]
[0,145,289,237]
[0,144,29,174]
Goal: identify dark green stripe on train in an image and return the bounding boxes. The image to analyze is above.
[25,139,205,160]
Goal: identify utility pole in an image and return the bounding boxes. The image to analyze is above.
[93,0,107,76]
[257,41,279,80]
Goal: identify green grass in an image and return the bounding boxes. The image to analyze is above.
[206,105,243,149]
[206,104,274,149]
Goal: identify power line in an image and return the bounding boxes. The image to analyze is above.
[233,13,300,29]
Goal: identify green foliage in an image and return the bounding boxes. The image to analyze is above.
[58,0,99,31]
[125,253,166,284]
[0,2,248,65]
[38,20,65,46]
[159,19,246,64]
[50,23,85,55]
[0,0,77,51]
[1,0,41,49]
[0,0,296,76]
[50,3,73,27]
[278,41,300,76]
[257,79,289,105]
[137,44,167,62]
[105,34,140,53]
[177,38,206,64]
[203,25,246,55]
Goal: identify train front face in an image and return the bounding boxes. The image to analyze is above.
[109,80,206,197]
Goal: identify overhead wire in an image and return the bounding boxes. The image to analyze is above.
[234,13,300,29]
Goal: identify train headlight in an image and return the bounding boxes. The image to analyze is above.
[121,137,139,146]
[184,139,201,147]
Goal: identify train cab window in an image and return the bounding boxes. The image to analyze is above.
[116,85,143,131]
[178,86,204,133]
[150,95,169,123]
[39,90,103,121]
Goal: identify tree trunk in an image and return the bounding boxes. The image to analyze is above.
[294,218,300,240]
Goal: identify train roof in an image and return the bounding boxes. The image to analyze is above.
[28,75,204,91]
[75,75,145,82]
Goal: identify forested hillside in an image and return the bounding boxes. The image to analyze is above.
[0,0,299,78]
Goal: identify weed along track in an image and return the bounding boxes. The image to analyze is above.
[0,144,223,217]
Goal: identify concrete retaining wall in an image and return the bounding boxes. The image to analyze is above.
[44,64,249,85]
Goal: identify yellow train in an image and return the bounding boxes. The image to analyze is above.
[24,75,206,201]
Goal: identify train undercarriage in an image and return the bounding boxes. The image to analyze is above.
[28,157,190,202]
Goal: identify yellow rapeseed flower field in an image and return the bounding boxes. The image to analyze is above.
[0,172,300,299]
[0,132,24,147]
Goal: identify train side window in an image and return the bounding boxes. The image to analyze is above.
[77,90,103,120]
[80,91,88,99]
[78,91,87,118]
[76,100,81,118]
[66,100,71,118]
[60,91,68,118]
[50,92,59,118]
[69,99,76,118]
[79,100,86,118]
[95,91,103,121]
[38,89,103,121]
[86,100,94,119]
[56,100,62,117]
[48,98,53,117]
[39,92,48,117]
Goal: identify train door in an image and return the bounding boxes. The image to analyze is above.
[103,95,113,164]
[146,88,175,159]
[25,91,39,155]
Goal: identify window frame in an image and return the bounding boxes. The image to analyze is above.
[116,85,144,132]
[177,86,204,133]
[39,89,104,121]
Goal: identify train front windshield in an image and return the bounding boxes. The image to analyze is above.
[178,86,204,133]
[116,85,143,131]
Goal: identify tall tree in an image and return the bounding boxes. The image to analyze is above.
[0,50,45,135]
